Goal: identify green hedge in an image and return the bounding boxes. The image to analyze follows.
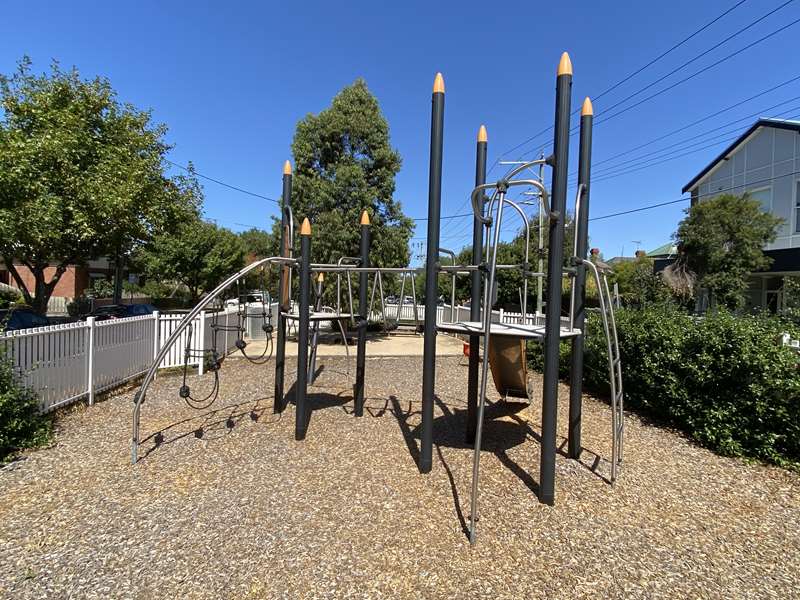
[0,353,51,463]
[529,308,800,468]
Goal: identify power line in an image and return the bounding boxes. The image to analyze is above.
[592,16,800,129]
[493,0,757,161]
[584,76,800,169]
[574,106,800,184]
[590,168,800,221]
[165,158,281,204]
[585,0,796,126]
[588,0,751,106]
[411,212,472,222]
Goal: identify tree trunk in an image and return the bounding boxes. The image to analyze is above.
[6,260,69,315]
[113,252,124,305]
[4,259,34,306]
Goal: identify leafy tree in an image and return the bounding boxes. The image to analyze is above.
[239,227,278,260]
[136,218,245,302]
[0,58,200,313]
[785,276,800,310]
[674,193,782,310]
[611,256,669,308]
[450,215,576,309]
[290,79,412,269]
[88,278,115,299]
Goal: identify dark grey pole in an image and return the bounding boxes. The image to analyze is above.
[274,161,292,413]
[354,210,371,416]
[540,52,573,506]
[420,72,445,474]
[568,98,593,459]
[295,218,312,440]
[466,124,487,444]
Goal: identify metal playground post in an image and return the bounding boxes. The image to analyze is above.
[466,124,487,445]
[295,218,312,440]
[420,72,445,474]
[540,52,573,506]
[274,160,293,413]
[568,97,593,459]
[354,210,371,416]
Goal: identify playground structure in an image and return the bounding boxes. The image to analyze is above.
[130,52,623,545]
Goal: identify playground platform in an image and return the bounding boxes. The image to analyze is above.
[242,329,465,357]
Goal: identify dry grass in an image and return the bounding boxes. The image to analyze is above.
[0,354,798,599]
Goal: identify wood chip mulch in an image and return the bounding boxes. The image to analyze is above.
[1,354,798,599]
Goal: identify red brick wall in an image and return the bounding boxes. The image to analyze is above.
[9,265,88,298]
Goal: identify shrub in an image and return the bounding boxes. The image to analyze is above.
[67,296,93,317]
[530,307,800,468]
[0,352,51,462]
[0,286,22,309]
[88,278,114,298]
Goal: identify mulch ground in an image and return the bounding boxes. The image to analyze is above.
[1,354,798,599]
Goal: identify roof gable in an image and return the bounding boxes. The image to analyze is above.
[682,119,800,193]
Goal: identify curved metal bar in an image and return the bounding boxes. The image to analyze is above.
[471,183,498,225]
[502,157,549,181]
[438,248,457,321]
[131,255,293,463]
[500,198,531,317]
[582,258,620,482]
[469,190,507,545]
[335,256,360,323]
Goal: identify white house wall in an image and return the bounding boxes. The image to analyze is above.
[693,127,800,250]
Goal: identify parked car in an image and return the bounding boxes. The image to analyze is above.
[87,305,129,321]
[0,308,51,332]
[125,303,157,317]
[384,295,398,305]
[225,292,264,307]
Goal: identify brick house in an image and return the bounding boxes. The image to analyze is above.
[0,257,121,299]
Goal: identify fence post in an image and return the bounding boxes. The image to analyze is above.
[499,308,505,324]
[86,317,96,405]
[198,310,206,376]
[152,311,160,378]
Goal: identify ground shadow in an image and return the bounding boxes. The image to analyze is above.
[139,395,282,460]
[283,376,352,438]
[384,393,539,539]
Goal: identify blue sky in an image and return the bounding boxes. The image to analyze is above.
[3,1,799,263]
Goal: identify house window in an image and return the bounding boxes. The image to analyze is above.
[796,180,800,233]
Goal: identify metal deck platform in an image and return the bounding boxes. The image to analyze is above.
[436,320,581,340]
[282,312,353,322]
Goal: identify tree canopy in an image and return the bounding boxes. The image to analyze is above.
[0,58,200,312]
[239,227,278,261]
[448,216,576,309]
[136,218,245,302]
[289,79,412,268]
[611,256,669,308]
[674,193,781,310]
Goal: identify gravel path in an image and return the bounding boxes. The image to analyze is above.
[1,354,798,599]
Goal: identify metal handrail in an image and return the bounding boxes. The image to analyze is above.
[131,255,295,463]
[582,258,623,481]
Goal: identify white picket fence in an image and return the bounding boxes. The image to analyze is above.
[1,300,569,414]
[0,307,240,413]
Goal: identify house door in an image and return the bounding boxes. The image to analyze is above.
[765,290,783,314]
